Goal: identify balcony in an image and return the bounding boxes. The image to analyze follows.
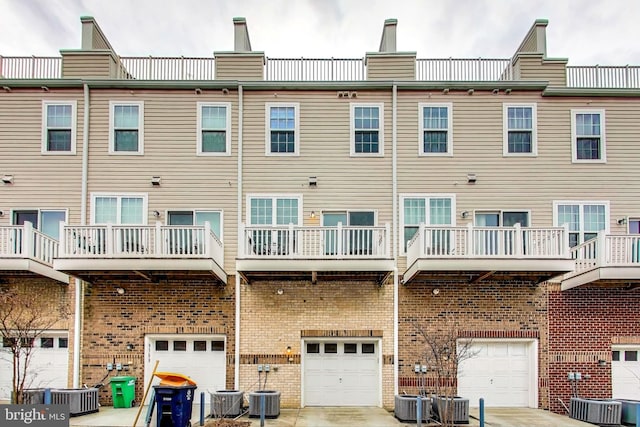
[236,223,393,285]
[403,224,573,284]
[0,222,69,283]
[53,222,226,284]
[561,234,640,290]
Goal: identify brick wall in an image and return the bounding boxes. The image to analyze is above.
[398,281,548,408]
[81,278,235,405]
[548,282,640,413]
[239,279,395,408]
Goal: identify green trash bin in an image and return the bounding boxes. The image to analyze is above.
[111,376,136,408]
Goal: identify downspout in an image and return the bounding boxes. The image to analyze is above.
[73,82,90,388]
[392,83,399,396]
[235,84,243,389]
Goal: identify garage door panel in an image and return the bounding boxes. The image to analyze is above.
[612,347,640,399]
[304,341,379,407]
[457,340,534,408]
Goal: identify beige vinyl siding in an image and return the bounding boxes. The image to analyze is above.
[366,55,416,80]
[215,55,264,80]
[514,55,568,86]
[92,26,110,50]
[62,53,113,78]
[86,89,239,272]
[397,90,640,260]
[241,90,393,228]
[0,89,84,225]
[520,34,537,53]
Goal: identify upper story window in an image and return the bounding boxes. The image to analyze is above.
[92,193,147,225]
[266,103,299,156]
[197,103,231,156]
[248,195,301,226]
[503,104,537,156]
[13,209,66,240]
[351,104,383,156]
[400,194,455,253]
[109,101,144,154]
[475,211,530,227]
[572,110,606,163]
[419,103,452,156]
[554,201,609,247]
[167,210,222,239]
[42,101,77,154]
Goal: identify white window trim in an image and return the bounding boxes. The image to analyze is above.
[503,103,537,157]
[41,100,77,155]
[552,200,610,241]
[165,209,224,241]
[90,192,148,225]
[196,102,231,156]
[418,102,453,156]
[350,103,384,157]
[265,103,300,156]
[399,193,457,255]
[109,101,144,155]
[473,209,532,226]
[246,193,303,225]
[571,109,606,163]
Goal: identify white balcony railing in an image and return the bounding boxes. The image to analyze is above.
[0,222,59,266]
[570,233,640,274]
[265,57,366,81]
[416,58,514,81]
[239,223,391,259]
[58,222,223,266]
[0,56,61,79]
[406,223,570,264]
[567,65,640,89]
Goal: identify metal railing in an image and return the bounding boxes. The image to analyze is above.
[58,222,223,266]
[570,233,640,274]
[265,57,366,81]
[239,223,391,258]
[119,56,216,80]
[416,58,514,81]
[406,223,569,264]
[567,65,640,89]
[0,222,59,266]
[0,56,61,79]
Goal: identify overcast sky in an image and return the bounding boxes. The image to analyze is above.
[1,0,638,65]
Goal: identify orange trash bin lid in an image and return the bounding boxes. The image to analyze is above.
[154,372,197,386]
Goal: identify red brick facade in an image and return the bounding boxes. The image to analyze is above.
[548,282,640,413]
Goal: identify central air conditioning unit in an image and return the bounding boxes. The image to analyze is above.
[248,390,281,418]
[394,395,430,422]
[570,397,621,426]
[211,390,244,418]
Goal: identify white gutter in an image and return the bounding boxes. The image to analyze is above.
[73,82,90,388]
[235,85,243,389]
[392,83,399,396]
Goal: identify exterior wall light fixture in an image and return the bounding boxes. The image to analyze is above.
[151,176,161,186]
[617,218,627,225]
[2,175,14,184]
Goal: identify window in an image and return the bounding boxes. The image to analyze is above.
[109,101,144,154]
[306,343,320,354]
[266,103,299,155]
[324,343,338,354]
[211,341,225,351]
[42,101,76,154]
[92,194,147,225]
[419,103,452,156]
[362,343,375,354]
[572,109,606,162]
[194,341,207,351]
[155,341,169,351]
[13,209,66,240]
[626,351,638,362]
[167,210,222,239]
[344,343,358,354]
[197,102,231,155]
[40,337,54,348]
[247,195,301,255]
[554,201,609,247]
[503,104,537,156]
[351,104,383,156]
[322,211,375,255]
[474,211,529,227]
[401,195,455,253]
[173,341,187,351]
[58,338,68,348]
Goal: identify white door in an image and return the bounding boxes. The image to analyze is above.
[145,335,226,404]
[612,347,640,399]
[457,340,535,407]
[303,340,380,406]
[0,332,69,401]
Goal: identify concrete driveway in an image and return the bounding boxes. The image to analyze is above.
[70,405,594,427]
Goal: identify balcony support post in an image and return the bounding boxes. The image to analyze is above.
[597,232,607,267]
[204,221,212,257]
[155,221,162,255]
[288,223,295,256]
[23,221,34,257]
[106,223,113,255]
[337,222,343,256]
[467,223,474,257]
[514,223,522,257]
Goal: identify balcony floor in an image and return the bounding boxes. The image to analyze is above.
[561,265,640,290]
[0,258,70,284]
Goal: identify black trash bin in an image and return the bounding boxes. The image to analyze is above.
[153,385,197,427]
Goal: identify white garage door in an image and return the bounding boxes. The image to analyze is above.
[612,346,640,399]
[458,340,536,407]
[145,335,226,404]
[303,340,380,406]
[0,331,69,401]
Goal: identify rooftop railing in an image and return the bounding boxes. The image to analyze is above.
[2,55,640,88]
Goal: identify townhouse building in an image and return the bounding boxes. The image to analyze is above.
[0,16,639,413]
